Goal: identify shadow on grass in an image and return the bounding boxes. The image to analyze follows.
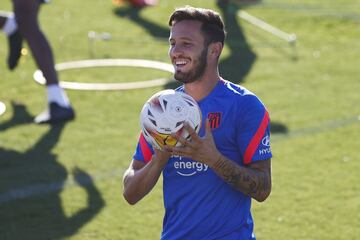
[270,121,288,134]
[113,6,169,39]
[217,1,256,84]
[0,104,105,240]
[0,102,34,131]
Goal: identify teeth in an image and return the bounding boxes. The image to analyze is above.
[175,60,187,66]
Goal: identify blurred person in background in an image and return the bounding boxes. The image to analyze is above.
[112,0,158,8]
[0,0,75,124]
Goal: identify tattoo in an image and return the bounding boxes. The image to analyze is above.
[213,156,271,202]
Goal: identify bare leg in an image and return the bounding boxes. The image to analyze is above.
[12,0,75,124]
[13,0,58,85]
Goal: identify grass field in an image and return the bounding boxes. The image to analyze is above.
[1,0,360,239]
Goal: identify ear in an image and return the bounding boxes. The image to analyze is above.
[209,42,223,59]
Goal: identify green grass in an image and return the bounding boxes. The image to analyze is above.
[1,0,360,239]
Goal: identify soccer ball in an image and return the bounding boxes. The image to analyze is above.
[140,89,202,150]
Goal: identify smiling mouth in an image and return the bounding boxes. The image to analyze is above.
[174,60,189,69]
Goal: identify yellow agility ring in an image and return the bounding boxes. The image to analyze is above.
[33,59,175,90]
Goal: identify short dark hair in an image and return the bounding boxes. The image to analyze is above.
[168,6,226,45]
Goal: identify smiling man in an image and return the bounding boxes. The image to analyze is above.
[123,6,272,240]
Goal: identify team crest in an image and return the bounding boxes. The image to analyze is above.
[207,112,222,129]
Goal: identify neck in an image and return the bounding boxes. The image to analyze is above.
[184,69,220,101]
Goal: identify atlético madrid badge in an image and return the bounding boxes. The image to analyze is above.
[207,112,222,129]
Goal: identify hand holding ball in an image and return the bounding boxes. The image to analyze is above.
[140,90,202,150]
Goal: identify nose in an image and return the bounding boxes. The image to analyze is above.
[169,44,182,59]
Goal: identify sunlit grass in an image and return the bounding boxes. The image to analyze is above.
[0,0,359,239]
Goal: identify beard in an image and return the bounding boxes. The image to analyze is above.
[174,47,208,84]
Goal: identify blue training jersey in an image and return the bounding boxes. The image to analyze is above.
[133,79,272,240]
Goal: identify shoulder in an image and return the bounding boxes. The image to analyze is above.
[218,80,269,128]
[219,80,264,108]
[219,79,252,96]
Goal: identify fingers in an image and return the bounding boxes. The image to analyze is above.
[165,120,216,164]
[183,122,200,142]
[154,147,172,157]
[166,121,202,156]
[165,144,192,159]
[172,132,192,149]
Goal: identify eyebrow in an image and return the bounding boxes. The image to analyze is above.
[168,36,194,42]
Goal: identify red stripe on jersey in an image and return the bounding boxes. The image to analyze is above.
[140,133,152,163]
[243,111,269,165]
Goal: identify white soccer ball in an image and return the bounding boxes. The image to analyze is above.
[140,89,202,150]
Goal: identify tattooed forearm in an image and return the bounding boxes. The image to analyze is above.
[212,155,271,202]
